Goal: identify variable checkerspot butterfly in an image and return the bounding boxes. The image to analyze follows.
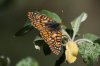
[28,11,62,55]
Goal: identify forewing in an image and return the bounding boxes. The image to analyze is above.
[28,12,53,31]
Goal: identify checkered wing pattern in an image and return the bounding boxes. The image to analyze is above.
[28,12,53,31]
[40,27,62,55]
[28,12,62,55]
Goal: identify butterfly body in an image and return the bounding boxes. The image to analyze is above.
[28,12,62,55]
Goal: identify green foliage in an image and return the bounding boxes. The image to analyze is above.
[72,15,100,66]
[79,33,100,66]
[71,12,87,34]
[79,42,100,66]
[0,56,10,66]
[24,20,32,27]
[83,33,99,41]
[15,19,33,36]
[15,25,33,36]
[16,57,39,66]
[33,36,51,55]
[71,12,87,40]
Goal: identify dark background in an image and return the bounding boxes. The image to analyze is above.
[0,0,100,66]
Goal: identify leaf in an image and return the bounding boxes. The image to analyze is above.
[65,28,79,38]
[34,36,43,42]
[33,36,44,47]
[43,44,51,56]
[33,36,51,55]
[34,45,41,50]
[24,20,32,27]
[16,57,39,66]
[40,10,62,23]
[79,42,100,66]
[0,56,10,66]
[83,33,99,42]
[94,38,100,45]
[71,12,87,37]
[55,47,65,66]
[15,20,33,36]
[65,29,73,38]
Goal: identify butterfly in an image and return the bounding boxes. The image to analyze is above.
[28,11,62,55]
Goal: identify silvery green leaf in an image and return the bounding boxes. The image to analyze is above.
[33,36,51,55]
[33,36,45,47]
[61,25,67,29]
[79,42,100,66]
[71,12,87,35]
[15,20,33,37]
[24,20,32,27]
[16,57,39,66]
[83,33,99,42]
[0,56,10,66]
[34,45,40,50]
[34,36,43,42]
[15,25,33,36]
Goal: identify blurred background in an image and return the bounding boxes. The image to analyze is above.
[0,0,100,66]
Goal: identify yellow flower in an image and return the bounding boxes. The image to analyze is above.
[65,41,78,63]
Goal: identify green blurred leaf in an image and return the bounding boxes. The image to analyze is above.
[15,20,33,36]
[65,28,73,38]
[43,44,51,56]
[33,36,44,46]
[79,42,100,66]
[15,25,33,36]
[94,38,100,45]
[0,56,10,66]
[83,33,99,42]
[33,36,51,55]
[34,36,43,42]
[41,10,62,23]
[24,20,32,27]
[16,57,39,66]
[71,12,87,39]
[55,47,65,66]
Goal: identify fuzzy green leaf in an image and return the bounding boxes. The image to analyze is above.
[15,20,33,36]
[33,36,44,46]
[83,33,99,41]
[15,25,33,36]
[33,36,51,55]
[24,20,32,27]
[40,10,62,23]
[79,42,100,66]
[0,56,10,66]
[34,36,43,42]
[16,57,39,66]
[71,12,87,38]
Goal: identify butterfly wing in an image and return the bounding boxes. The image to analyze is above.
[40,27,62,55]
[28,12,53,31]
[28,12,62,55]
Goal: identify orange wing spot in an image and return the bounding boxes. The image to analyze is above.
[55,43,61,47]
[57,33,62,36]
[49,44,54,47]
[52,34,57,38]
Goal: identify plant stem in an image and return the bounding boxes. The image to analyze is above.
[75,38,93,45]
[61,29,71,40]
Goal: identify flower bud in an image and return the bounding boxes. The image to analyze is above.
[65,41,78,63]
